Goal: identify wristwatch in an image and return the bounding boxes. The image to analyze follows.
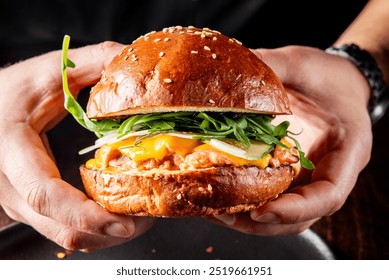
[325,43,389,124]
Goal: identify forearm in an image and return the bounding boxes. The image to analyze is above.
[334,0,389,85]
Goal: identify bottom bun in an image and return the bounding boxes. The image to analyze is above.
[80,165,293,217]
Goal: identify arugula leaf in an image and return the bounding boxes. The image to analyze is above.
[61,35,120,137]
[287,135,315,170]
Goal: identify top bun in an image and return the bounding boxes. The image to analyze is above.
[87,26,291,119]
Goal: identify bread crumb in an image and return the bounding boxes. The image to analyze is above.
[205,246,214,254]
[56,250,72,259]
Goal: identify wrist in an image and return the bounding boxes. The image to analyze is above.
[325,43,389,124]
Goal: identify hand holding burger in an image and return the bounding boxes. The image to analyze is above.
[63,26,314,217]
[0,41,154,251]
[212,46,372,235]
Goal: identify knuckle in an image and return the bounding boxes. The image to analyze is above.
[25,180,50,215]
[98,41,123,62]
[100,40,122,51]
[54,227,85,251]
[327,188,346,216]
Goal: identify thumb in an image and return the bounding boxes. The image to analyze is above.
[65,41,124,93]
[251,46,313,87]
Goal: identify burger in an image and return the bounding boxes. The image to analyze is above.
[62,26,314,217]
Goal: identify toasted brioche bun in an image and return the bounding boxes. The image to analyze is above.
[86,26,291,119]
[81,26,296,217]
[80,165,293,217]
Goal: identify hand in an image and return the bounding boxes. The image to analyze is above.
[210,46,372,235]
[0,42,155,251]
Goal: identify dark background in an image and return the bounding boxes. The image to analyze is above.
[2,0,389,259]
[0,0,368,64]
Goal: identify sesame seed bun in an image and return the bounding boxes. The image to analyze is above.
[86,26,291,119]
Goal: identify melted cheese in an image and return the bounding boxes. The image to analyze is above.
[119,135,201,162]
[86,134,274,170]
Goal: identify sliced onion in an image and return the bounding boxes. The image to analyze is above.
[208,139,246,157]
[79,130,149,155]
[208,139,271,160]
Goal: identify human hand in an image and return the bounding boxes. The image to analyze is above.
[0,42,155,251]
[210,46,372,235]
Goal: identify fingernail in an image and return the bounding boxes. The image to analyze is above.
[214,214,235,225]
[252,212,280,223]
[104,223,132,237]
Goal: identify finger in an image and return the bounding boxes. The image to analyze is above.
[0,171,155,250]
[1,41,124,133]
[253,46,371,108]
[0,125,135,238]
[252,46,309,86]
[5,41,124,97]
[210,213,318,236]
[251,131,370,224]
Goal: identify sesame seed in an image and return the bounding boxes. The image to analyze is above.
[118,51,123,56]
[164,38,170,42]
[194,31,202,35]
[124,55,129,60]
[131,54,137,58]
[212,37,217,41]
[213,30,221,34]
[132,57,138,62]
[234,38,243,45]
[228,38,234,43]
[207,184,213,191]
[261,80,266,86]
[164,78,173,83]
[176,25,183,29]
[177,193,182,200]
[208,99,215,104]
[159,51,165,57]
[204,46,211,51]
[179,31,185,34]
[163,28,168,33]
[187,29,194,33]
[101,70,105,75]
[127,48,133,53]
[205,31,213,37]
[168,28,175,33]
[201,33,206,38]
[212,53,217,59]
[154,38,161,42]
[144,36,150,40]
[203,27,212,31]
[188,25,195,29]
[150,31,156,34]
[191,50,198,54]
